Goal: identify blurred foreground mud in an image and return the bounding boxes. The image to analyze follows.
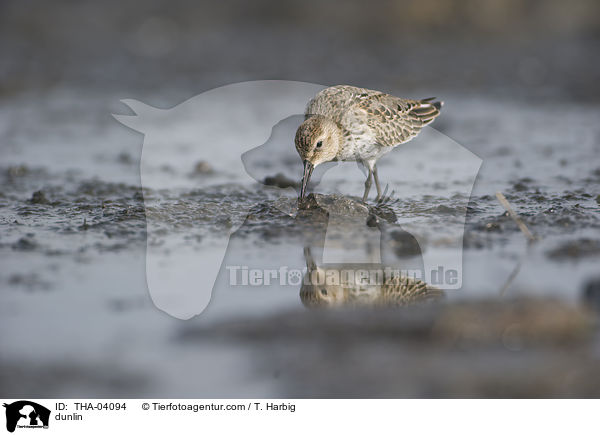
[179,298,600,398]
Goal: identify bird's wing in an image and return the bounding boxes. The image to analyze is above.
[356,93,443,147]
[306,85,443,147]
[304,85,381,121]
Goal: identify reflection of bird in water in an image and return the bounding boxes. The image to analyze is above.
[300,247,443,308]
[295,85,443,201]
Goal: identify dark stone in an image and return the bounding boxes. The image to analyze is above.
[30,190,49,204]
[389,230,422,257]
[582,278,600,312]
[546,239,600,260]
[12,237,37,251]
[263,173,298,189]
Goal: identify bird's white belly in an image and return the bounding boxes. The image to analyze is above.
[337,135,392,162]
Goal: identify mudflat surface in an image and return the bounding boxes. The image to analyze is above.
[1,0,600,397]
[1,88,600,397]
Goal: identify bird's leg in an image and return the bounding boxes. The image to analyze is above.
[372,163,383,201]
[362,168,373,202]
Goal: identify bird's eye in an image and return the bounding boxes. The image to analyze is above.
[316,141,323,148]
[320,289,328,295]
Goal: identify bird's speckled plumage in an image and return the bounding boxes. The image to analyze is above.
[299,248,444,308]
[306,85,441,159]
[300,273,444,308]
[295,85,443,200]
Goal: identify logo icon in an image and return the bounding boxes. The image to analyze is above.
[3,401,50,433]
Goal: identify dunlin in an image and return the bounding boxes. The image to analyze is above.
[295,85,443,201]
[300,247,443,308]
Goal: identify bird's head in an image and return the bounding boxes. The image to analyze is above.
[294,115,342,199]
[299,246,346,308]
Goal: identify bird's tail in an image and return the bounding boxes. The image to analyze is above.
[412,97,443,125]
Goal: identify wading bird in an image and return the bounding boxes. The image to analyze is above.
[295,85,443,201]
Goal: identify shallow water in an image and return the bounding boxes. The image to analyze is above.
[1,89,600,397]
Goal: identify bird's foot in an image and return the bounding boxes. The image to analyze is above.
[375,185,395,206]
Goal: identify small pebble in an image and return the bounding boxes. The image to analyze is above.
[191,161,214,176]
[30,190,49,204]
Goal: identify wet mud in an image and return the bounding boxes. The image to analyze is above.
[1,91,600,397]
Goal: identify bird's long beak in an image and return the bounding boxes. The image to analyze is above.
[300,160,314,199]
